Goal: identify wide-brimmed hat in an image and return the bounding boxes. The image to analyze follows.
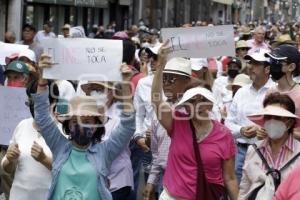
[244,49,270,63]
[163,57,192,77]
[236,40,251,50]
[176,86,216,107]
[81,81,117,93]
[190,58,208,71]
[58,95,103,119]
[270,34,297,49]
[248,105,300,128]
[226,74,252,90]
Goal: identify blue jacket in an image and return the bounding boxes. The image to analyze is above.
[32,91,136,200]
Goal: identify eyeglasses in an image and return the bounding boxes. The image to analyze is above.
[162,76,178,85]
[240,48,249,51]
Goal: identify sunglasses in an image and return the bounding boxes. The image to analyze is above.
[162,76,178,85]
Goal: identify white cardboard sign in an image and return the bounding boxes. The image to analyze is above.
[0,86,31,145]
[41,38,123,81]
[161,25,235,58]
[0,42,29,65]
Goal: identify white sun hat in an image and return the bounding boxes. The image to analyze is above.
[163,57,192,77]
[190,58,208,71]
[176,86,216,107]
[18,48,37,63]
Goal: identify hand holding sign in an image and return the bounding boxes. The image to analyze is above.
[41,38,123,81]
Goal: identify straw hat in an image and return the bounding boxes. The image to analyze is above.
[81,81,118,94]
[270,34,297,49]
[59,95,103,119]
[226,74,252,90]
[236,40,251,50]
[248,105,300,128]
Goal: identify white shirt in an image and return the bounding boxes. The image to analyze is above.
[133,75,154,138]
[1,118,52,200]
[34,30,56,43]
[225,79,275,144]
[102,103,134,192]
[212,76,233,110]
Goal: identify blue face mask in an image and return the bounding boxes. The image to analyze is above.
[69,124,95,146]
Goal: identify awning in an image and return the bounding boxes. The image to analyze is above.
[26,0,109,8]
[212,0,233,5]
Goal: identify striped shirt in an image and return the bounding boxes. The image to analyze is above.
[259,134,296,170]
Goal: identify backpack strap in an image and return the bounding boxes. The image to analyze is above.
[280,152,300,171]
[252,144,272,171]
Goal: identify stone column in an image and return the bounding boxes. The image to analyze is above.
[7,0,23,41]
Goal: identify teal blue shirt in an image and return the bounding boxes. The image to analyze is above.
[32,90,136,200]
[53,147,100,200]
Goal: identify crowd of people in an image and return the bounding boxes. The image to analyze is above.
[1,19,300,200]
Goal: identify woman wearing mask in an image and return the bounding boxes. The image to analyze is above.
[238,93,300,199]
[152,44,238,200]
[32,54,135,200]
[265,44,300,139]
[1,80,58,200]
[81,81,134,199]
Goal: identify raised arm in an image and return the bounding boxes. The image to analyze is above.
[33,54,68,157]
[103,64,136,163]
[151,42,173,134]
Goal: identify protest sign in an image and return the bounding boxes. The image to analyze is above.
[41,38,123,81]
[0,42,29,65]
[0,87,31,145]
[161,25,235,58]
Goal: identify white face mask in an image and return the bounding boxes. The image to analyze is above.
[141,42,150,48]
[90,91,108,107]
[264,119,287,140]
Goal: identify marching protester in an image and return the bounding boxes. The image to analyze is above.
[4,31,16,44]
[235,40,251,74]
[239,93,300,199]
[34,21,56,42]
[213,57,242,120]
[265,44,300,139]
[4,61,30,88]
[143,54,193,200]
[18,24,43,60]
[151,43,238,200]
[247,26,270,54]
[30,54,135,199]
[226,74,252,98]
[0,80,57,200]
[81,81,134,199]
[190,58,214,89]
[225,49,274,183]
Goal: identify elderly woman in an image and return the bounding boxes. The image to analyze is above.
[152,45,238,200]
[238,93,300,199]
[32,54,135,200]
